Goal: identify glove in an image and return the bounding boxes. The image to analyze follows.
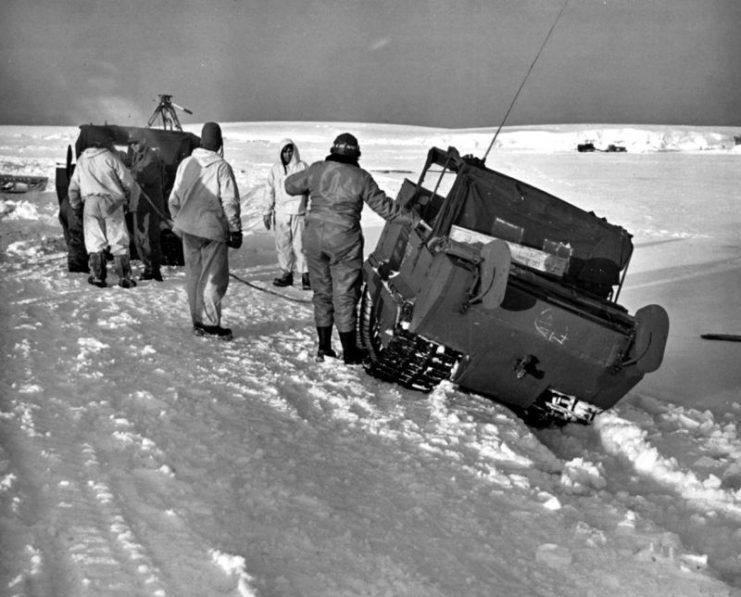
[227,230,243,249]
[263,213,273,230]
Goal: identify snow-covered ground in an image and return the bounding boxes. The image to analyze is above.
[1,122,740,596]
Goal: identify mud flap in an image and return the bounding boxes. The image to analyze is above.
[630,304,669,373]
[409,251,472,337]
[469,239,511,310]
[408,239,511,342]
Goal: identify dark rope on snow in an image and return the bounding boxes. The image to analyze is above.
[229,272,313,305]
[134,185,311,305]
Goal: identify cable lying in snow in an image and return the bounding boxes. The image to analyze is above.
[229,272,312,305]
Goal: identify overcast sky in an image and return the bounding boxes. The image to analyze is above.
[2,0,740,128]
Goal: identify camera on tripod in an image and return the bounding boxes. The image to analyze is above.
[147,94,193,131]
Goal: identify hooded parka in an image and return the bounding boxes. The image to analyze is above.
[169,145,241,329]
[265,139,309,278]
[265,139,308,217]
[68,146,138,256]
[169,147,241,242]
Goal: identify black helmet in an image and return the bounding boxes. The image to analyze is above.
[330,133,361,158]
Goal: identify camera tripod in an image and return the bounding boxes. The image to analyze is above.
[146,95,193,131]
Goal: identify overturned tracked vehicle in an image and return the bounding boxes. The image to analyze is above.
[359,147,669,426]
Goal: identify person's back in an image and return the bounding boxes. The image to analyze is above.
[284,133,416,363]
[68,131,138,289]
[293,159,405,228]
[70,147,132,202]
[169,147,240,242]
[168,122,242,340]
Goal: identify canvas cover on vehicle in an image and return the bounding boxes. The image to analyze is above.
[424,148,633,299]
[57,124,200,268]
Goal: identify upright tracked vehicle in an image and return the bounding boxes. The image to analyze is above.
[56,123,200,268]
[359,147,669,426]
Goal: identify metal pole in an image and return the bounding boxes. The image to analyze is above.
[483,0,570,162]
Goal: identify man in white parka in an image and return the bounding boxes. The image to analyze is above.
[68,127,139,289]
[263,139,310,290]
[168,122,242,340]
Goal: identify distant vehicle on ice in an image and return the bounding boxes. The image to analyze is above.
[0,174,48,194]
[577,142,627,153]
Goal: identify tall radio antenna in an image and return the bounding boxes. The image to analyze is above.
[483,0,570,162]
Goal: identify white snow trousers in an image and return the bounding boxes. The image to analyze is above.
[274,212,307,275]
[182,233,230,327]
[82,194,130,256]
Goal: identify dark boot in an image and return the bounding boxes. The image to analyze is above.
[69,259,89,274]
[339,330,368,365]
[139,267,164,282]
[87,252,107,288]
[273,271,293,287]
[114,255,137,289]
[315,326,337,362]
[194,323,233,341]
[301,273,311,291]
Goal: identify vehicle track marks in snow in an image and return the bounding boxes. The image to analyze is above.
[20,395,169,595]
